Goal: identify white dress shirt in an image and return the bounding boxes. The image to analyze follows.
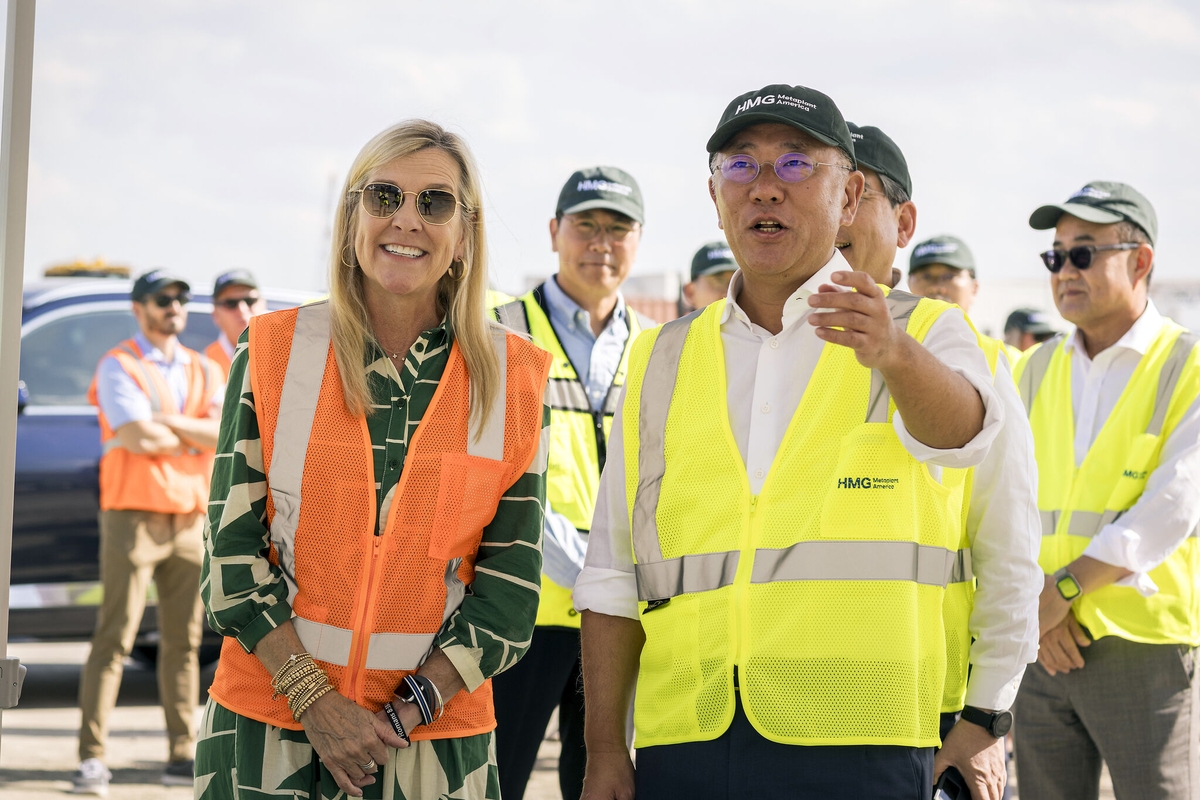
[1064,301,1200,596]
[575,248,1042,711]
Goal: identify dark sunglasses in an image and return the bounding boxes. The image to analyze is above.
[215,295,260,310]
[349,183,468,225]
[148,291,190,308]
[714,152,851,184]
[1040,243,1139,273]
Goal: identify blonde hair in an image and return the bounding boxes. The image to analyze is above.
[328,119,500,427]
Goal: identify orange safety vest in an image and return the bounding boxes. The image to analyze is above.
[88,339,219,514]
[208,301,552,737]
[205,339,232,378]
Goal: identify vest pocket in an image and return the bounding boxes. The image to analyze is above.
[427,454,511,560]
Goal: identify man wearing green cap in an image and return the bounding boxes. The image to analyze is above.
[682,240,738,310]
[836,122,1042,800]
[1013,181,1200,800]
[576,84,1026,800]
[491,167,652,800]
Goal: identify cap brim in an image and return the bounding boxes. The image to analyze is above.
[1029,202,1124,230]
[706,111,854,167]
[216,278,257,291]
[561,198,644,225]
[693,263,737,280]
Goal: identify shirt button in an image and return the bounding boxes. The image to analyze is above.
[388,459,399,470]
[754,468,764,479]
[761,403,771,414]
[769,338,779,349]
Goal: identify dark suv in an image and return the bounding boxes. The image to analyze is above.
[12,277,313,657]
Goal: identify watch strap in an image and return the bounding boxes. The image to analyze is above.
[960,705,1009,738]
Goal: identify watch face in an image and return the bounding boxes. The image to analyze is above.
[993,710,1014,737]
[1056,574,1082,600]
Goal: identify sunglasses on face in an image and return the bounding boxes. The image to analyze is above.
[349,183,468,225]
[1040,243,1140,273]
[215,295,260,310]
[714,152,851,184]
[148,292,189,308]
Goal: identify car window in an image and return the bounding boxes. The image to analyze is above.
[20,309,219,406]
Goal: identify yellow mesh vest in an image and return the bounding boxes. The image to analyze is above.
[494,289,643,629]
[1015,322,1200,645]
[623,293,962,748]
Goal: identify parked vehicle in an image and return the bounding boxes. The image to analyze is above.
[12,274,315,662]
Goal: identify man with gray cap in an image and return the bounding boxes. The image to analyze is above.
[1014,182,1200,800]
[491,167,653,800]
[682,240,738,310]
[75,270,223,795]
[206,269,267,377]
[836,122,1041,800]
[576,84,1024,800]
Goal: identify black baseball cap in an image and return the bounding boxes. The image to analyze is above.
[131,269,190,301]
[690,240,737,281]
[556,166,644,225]
[1029,181,1157,246]
[1005,308,1055,336]
[706,84,856,169]
[847,123,911,199]
[909,235,976,276]
[213,268,258,298]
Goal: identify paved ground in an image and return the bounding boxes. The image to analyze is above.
[0,642,1114,799]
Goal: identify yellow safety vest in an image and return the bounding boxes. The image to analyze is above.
[495,286,647,628]
[622,291,964,748]
[939,330,1007,714]
[1015,322,1200,645]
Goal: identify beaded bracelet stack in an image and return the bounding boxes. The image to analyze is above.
[271,652,334,721]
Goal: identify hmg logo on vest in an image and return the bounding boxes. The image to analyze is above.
[1122,468,1149,480]
[836,476,900,490]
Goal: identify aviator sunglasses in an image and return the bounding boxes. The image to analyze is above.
[349,183,469,226]
[1040,243,1140,273]
[714,152,851,184]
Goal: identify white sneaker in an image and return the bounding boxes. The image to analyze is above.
[72,758,111,797]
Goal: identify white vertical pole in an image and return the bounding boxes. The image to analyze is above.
[0,0,37,755]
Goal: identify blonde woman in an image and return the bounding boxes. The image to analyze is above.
[197,120,552,800]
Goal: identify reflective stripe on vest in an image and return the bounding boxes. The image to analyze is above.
[268,301,508,668]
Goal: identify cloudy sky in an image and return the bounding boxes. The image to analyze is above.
[15,0,1200,300]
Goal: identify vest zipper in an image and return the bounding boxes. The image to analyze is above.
[592,410,608,473]
[735,494,760,672]
[348,534,385,702]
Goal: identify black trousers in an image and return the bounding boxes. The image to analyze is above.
[636,695,934,799]
[492,626,586,800]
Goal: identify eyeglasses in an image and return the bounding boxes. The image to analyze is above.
[1040,243,1140,273]
[567,216,639,243]
[349,183,469,225]
[215,295,260,310]
[149,292,189,308]
[714,153,852,184]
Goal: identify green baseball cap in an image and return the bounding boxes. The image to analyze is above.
[131,268,190,301]
[1029,181,1157,246]
[556,166,644,225]
[847,122,911,199]
[690,240,737,281]
[706,83,856,169]
[909,235,976,276]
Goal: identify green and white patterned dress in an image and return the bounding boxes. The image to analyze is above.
[197,321,549,800]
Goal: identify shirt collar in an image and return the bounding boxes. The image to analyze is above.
[134,331,188,365]
[544,276,626,336]
[1064,300,1164,359]
[720,247,850,330]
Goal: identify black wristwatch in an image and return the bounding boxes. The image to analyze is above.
[960,706,1013,738]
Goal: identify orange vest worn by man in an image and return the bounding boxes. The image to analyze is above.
[74,269,222,796]
[208,302,553,736]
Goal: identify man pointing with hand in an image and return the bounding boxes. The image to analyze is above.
[574,83,1036,800]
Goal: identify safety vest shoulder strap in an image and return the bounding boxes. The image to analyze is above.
[1016,333,1067,415]
[494,299,530,337]
[1148,330,1200,437]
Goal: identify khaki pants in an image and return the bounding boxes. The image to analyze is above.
[78,509,205,763]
